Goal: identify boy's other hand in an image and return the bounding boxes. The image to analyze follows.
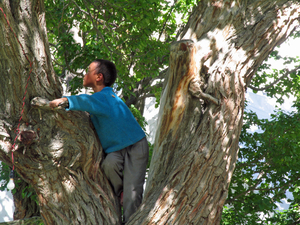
[49,98,68,109]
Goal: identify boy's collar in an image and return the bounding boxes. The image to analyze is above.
[102,86,112,90]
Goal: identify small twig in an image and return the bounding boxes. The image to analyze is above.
[71,0,118,28]
[189,80,220,105]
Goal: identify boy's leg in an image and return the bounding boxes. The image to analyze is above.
[123,137,149,223]
[101,151,124,197]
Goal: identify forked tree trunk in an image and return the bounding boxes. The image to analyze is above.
[130,1,300,224]
[0,0,299,225]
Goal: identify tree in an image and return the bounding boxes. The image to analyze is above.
[222,30,300,224]
[0,0,300,224]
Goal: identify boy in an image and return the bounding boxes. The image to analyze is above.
[49,59,149,224]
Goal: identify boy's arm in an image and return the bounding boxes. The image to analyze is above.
[49,97,68,109]
[49,94,109,115]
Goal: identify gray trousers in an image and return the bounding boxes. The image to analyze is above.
[101,137,149,223]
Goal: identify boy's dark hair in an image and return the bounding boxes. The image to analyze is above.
[93,59,117,87]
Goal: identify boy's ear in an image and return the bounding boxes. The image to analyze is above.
[96,73,104,82]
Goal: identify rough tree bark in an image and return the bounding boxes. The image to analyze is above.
[0,0,299,225]
[130,1,300,224]
[0,0,120,224]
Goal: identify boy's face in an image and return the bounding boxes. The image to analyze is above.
[83,62,100,88]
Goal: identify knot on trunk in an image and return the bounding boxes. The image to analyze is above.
[19,130,37,146]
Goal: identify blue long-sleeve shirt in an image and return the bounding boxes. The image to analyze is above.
[65,87,146,153]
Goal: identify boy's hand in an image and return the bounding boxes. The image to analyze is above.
[49,98,68,109]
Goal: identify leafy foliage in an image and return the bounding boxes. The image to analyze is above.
[222,108,300,224]
[44,0,196,99]
[0,161,10,191]
[251,30,300,104]
[221,32,300,224]
[0,162,37,202]
[129,104,148,131]
[267,204,300,224]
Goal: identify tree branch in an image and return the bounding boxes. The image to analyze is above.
[235,151,268,169]
[249,65,300,91]
[227,170,267,203]
[255,181,291,192]
[71,0,118,28]
[80,0,123,59]
[158,0,177,41]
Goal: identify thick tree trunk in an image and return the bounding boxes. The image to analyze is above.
[0,0,300,225]
[130,1,300,224]
[0,0,120,224]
